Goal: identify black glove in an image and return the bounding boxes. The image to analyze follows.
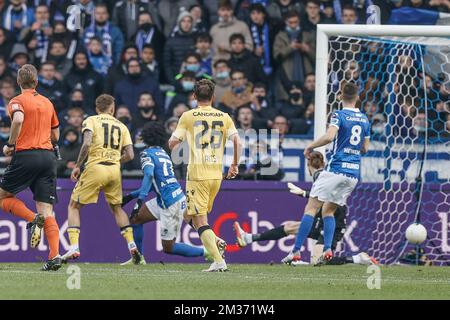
[130,199,143,221]
[122,193,135,207]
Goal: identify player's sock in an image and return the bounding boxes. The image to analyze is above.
[198,225,223,263]
[322,216,336,252]
[132,224,144,254]
[120,225,137,251]
[44,216,60,259]
[67,227,80,250]
[325,256,352,265]
[293,214,315,252]
[253,226,287,242]
[0,197,35,222]
[170,243,204,257]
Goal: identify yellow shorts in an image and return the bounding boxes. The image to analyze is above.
[71,164,122,205]
[186,180,222,216]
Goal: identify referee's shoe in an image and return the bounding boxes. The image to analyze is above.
[41,255,62,271]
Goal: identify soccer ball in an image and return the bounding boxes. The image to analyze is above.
[405,223,427,245]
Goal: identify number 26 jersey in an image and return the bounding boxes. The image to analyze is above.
[327,107,371,179]
[172,106,238,181]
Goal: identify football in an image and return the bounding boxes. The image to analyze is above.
[405,223,428,245]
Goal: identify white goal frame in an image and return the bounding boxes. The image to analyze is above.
[314,24,450,141]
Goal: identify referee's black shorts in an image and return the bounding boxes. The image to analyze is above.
[0,149,57,204]
[308,206,347,251]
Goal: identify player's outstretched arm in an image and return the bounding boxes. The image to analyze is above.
[71,130,93,182]
[226,133,242,179]
[304,126,338,159]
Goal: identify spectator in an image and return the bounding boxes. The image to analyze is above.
[290,102,314,135]
[64,106,85,134]
[172,103,190,118]
[163,10,196,85]
[140,44,160,82]
[86,37,112,77]
[113,0,150,41]
[166,71,196,117]
[57,127,82,177]
[0,78,16,118]
[116,105,133,131]
[165,116,179,135]
[302,0,335,32]
[228,33,266,86]
[213,59,232,106]
[190,4,208,33]
[235,104,267,131]
[37,61,66,112]
[83,3,124,64]
[273,10,315,100]
[46,40,72,80]
[266,0,303,26]
[178,52,210,80]
[131,92,160,133]
[114,57,163,113]
[8,43,29,76]
[50,21,76,58]
[220,69,253,114]
[132,10,165,64]
[20,4,52,64]
[2,0,35,37]
[250,83,278,121]
[341,5,358,24]
[157,0,197,38]
[105,44,139,94]
[248,3,276,76]
[0,117,12,168]
[0,56,13,82]
[303,72,315,106]
[371,113,386,138]
[65,51,103,110]
[195,33,214,76]
[272,114,290,140]
[0,27,14,59]
[210,0,253,61]
[279,82,305,119]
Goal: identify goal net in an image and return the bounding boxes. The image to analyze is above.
[315,25,450,266]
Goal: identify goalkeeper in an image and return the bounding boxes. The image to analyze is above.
[233,151,378,266]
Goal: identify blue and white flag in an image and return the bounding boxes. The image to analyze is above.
[389,7,450,25]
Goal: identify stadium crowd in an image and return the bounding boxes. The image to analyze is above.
[0,0,449,180]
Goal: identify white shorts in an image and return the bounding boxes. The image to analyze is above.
[145,196,186,240]
[310,171,358,206]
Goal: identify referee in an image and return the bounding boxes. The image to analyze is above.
[0,64,61,271]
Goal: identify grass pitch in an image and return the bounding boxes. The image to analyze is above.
[0,263,449,300]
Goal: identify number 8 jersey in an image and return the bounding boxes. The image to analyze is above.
[172,106,238,180]
[327,107,371,179]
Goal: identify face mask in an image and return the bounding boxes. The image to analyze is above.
[414,125,426,133]
[63,139,76,146]
[0,132,10,140]
[216,71,229,79]
[372,124,384,135]
[185,64,200,73]
[190,100,198,108]
[290,92,302,101]
[140,23,153,32]
[233,86,245,94]
[286,26,300,33]
[182,81,195,91]
[118,116,130,125]
[129,72,141,79]
[257,96,265,104]
[71,100,83,108]
[134,142,146,149]
[140,106,154,113]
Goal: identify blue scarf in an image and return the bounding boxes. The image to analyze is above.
[35,29,49,63]
[251,22,272,75]
[135,28,155,54]
[84,22,113,61]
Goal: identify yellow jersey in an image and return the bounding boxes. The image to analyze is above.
[81,114,133,168]
[172,106,238,180]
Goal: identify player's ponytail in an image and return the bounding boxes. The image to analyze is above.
[308,151,325,170]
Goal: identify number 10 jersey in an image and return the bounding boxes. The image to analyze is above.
[172,106,238,181]
[327,107,371,179]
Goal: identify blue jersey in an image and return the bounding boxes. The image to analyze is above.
[137,147,184,209]
[327,108,370,179]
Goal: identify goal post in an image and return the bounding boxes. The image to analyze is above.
[314,24,450,265]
